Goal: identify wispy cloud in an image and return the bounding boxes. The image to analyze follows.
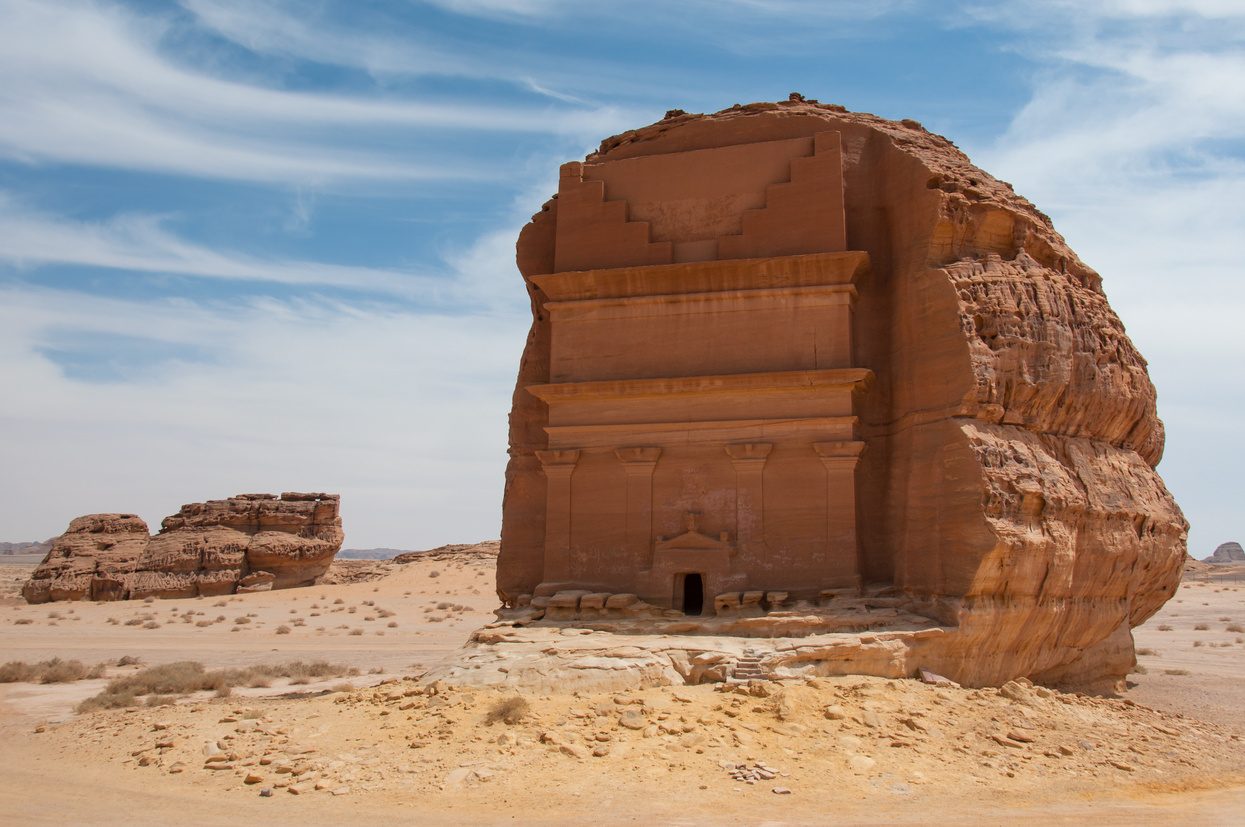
[0,193,453,298]
[0,283,528,546]
[0,0,634,184]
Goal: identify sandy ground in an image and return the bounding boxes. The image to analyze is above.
[3,552,1245,825]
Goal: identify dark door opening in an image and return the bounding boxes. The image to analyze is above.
[682,573,704,616]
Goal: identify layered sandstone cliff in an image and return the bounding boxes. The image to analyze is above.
[22,493,343,603]
[499,100,1186,691]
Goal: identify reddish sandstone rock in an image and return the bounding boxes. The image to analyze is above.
[497,100,1186,691]
[22,493,342,602]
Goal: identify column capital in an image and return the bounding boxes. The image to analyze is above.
[814,441,866,469]
[615,446,661,471]
[537,449,581,476]
[725,442,772,468]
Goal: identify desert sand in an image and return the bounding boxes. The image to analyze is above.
[2,549,1245,825]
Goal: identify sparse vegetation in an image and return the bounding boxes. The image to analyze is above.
[1136,648,1159,656]
[1227,624,1244,633]
[13,618,33,625]
[349,628,364,636]
[1158,625,1174,631]
[1194,623,1210,631]
[485,695,531,725]
[1164,669,1191,676]
[275,625,291,635]
[75,660,359,712]
[0,658,107,684]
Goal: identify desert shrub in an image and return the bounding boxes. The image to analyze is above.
[331,682,356,693]
[234,616,250,625]
[289,609,298,614]
[213,601,227,607]
[1135,648,1159,657]
[1157,624,1174,631]
[275,625,291,635]
[13,618,33,625]
[0,661,38,682]
[348,606,357,614]
[1227,624,1244,633]
[349,628,364,636]
[142,621,160,630]
[143,597,154,604]
[1164,669,1191,676]
[145,694,178,707]
[437,602,451,610]
[377,609,394,619]
[428,571,440,578]
[196,620,211,627]
[388,621,398,628]
[1131,664,1148,675]
[362,600,374,607]
[1194,623,1210,631]
[333,598,344,605]
[124,618,143,626]
[116,655,141,667]
[485,695,531,725]
[47,611,61,619]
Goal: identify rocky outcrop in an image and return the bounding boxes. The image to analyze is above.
[22,493,342,603]
[1204,542,1245,564]
[498,100,1186,692]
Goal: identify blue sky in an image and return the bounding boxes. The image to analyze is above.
[1,0,1242,555]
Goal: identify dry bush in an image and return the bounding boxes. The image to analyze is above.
[349,628,364,636]
[195,620,212,627]
[142,621,160,630]
[1157,624,1174,631]
[428,615,445,623]
[1193,640,1205,647]
[348,606,357,614]
[362,600,374,607]
[428,570,440,578]
[485,695,531,725]
[1136,648,1159,656]
[116,655,141,667]
[275,625,291,635]
[13,618,33,625]
[437,602,451,610]
[234,616,250,625]
[76,660,358,712]
[1164,669,1191,676]
[123,618,143,626]
[1194,623,1210,631]
[388,621,398,628]
[1226,624,1245,633]
[213,601,227,607]
[1131,664,1148,674]
[333,598,344,605]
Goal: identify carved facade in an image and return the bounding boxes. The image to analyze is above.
[500,101,1185,688]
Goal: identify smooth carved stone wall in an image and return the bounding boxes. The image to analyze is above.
[499,100,1187,689]
[22,493,343,603]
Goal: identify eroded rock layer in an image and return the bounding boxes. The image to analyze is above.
[22,493,342,603]
[499,100,1186,691]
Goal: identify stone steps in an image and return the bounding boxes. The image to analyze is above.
[729,654,767,682]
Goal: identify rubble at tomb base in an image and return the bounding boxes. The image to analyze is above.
[22,493,343,603]
[496,100,1187,692]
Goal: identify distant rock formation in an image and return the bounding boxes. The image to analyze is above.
[22,493,343,603]
[1204,542,1245,564]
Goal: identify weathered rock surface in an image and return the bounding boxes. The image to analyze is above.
[22,493,342,603]
[1203,542,1245,564]
[497,100,1186,692]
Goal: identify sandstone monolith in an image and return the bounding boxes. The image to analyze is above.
[496,100,1186,691]
[22,493,342,602]
[1204,542,1245,564]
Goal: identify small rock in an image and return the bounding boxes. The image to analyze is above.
[560,744,589,760]
[167,762,186,774]
[245,773,264,785]
[619,710,646,730]
[772,787,792,795]
[824,705,847,720]
[259,788,273,797]
[1006,729,1035,743]
[153,722,172,731]
[849,755,876,774]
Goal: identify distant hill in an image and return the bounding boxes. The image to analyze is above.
[0,540,52,556]
[337,548,416,560]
